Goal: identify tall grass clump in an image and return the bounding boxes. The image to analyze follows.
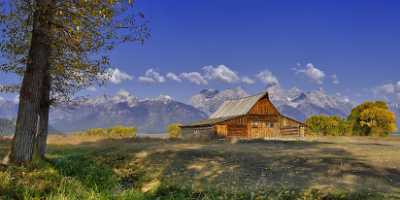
[52,155,118,192]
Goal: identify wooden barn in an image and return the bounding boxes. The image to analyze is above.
[181,92,306,139]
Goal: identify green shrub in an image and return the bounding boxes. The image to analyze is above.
[83,125,136,138]
[166,123,182,139]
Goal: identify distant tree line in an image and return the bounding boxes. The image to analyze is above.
[79,125,137,138]
[0,118,16,136]
[306,101,397,136]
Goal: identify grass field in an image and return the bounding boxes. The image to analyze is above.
[1,135,400,199]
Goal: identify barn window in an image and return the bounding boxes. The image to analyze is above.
[251,121,261,127]
[267,122,274,128]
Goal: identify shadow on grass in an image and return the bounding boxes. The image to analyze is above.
[2,137,397,199]
[55,138,400,194]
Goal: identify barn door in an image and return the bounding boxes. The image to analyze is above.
[216,125,228,137]
[250,121,266,139]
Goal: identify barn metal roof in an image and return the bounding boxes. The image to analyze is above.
[181,91,305,128]
[209,92,268,119]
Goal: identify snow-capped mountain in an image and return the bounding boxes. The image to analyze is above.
[0,91,207,133]
[0,98,18,119]
[191,86,354,121]
[50,92,207,133]
[191,87,249,115]
[389,103,400,127]
[266,86,353,120]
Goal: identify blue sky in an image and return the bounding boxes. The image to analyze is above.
[2,0,400,104]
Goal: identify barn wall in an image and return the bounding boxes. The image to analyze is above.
[215,125,228,137]
[279,116,303,137]
[227,125,248,137]
[181,126,217,139]
[216,114,282,138]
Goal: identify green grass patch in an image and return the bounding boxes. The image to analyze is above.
[1,136,399,199]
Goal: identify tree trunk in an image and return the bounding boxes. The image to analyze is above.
[36,72,51,159]
[10,0,55,164]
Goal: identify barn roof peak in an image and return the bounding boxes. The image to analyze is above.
[225,91,269,102]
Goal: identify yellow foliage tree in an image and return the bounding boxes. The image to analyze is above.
[360,107,397,136]
[348,101,397,136]
[167,123,182,139]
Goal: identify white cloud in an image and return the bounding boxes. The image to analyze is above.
[138,76,156,83]
[13,95,19,104]
[116,89,131,97]
[104,68,133,84]
[374,81,400,102]
[180,72,208,85]
[397,81,400,91]
[138,68,166,84]
[242,76,255,84]
[293,63,325,84]
[166,72,182,82]
[203,65,240,83]
[256,70,279,87]
[376,83,396,95]
[0,96,4,102]
[331,74,340,84]
[87,86,97,92]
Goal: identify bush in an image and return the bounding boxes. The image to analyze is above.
[305,115,350,136]
[83,125,136,138]
[166,123,182,139]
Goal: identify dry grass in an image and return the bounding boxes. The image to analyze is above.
[1,135,400,199]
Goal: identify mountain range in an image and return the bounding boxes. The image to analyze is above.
[1,87,399,133]
[49,91,208,133]
[191,86,354,122]
[0,91,208,133]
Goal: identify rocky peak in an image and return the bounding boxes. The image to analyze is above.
[199,89,219,98]
[144,95,173,104]
[191,87,249,115]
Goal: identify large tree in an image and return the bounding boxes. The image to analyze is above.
[348,101,397,136]
[0,0,149,163]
